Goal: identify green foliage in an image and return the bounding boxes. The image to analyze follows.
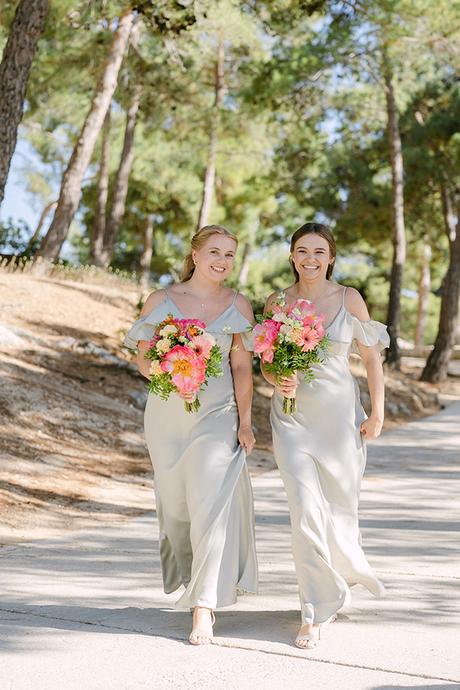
[263,335,330,382]
[0,219,35,255]
[2,0,459,348]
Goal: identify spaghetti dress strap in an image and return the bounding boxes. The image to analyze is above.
[231,289,238,306]
[342,285,347,308]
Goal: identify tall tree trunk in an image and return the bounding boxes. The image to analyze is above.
[421,189,460,382]
[196,39,225,231]
[140,214,154,288]
[383,54,406,370]
[440,177,457,243]
[414,239,431,349]
[100,81,142,267]
[0,0,48,207]
[23,199,57,254]
[90,107,111,266]
[33,10,133,267]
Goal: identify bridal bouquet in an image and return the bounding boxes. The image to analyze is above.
[143,315,223,412]
[253,298,329,414]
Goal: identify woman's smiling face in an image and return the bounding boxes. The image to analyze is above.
[192,234,237,282]
[291,233,333,281]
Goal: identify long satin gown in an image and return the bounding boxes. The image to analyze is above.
[270,287,390,625]
[124,289,258,610]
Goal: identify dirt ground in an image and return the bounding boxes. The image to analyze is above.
[1,271,459,542]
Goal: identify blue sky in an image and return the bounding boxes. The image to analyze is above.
[1,139,44,232]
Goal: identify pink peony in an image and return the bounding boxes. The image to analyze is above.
[287,299,315,320]
[253,320,280,354]
[261,348,274,363]
[160,345,206,395]
[314,321,325,338]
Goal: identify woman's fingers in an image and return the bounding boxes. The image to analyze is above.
[280,383,298,392]
[238,428,256,454]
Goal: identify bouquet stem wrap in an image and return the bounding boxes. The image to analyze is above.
[185,398,201,413]
[283,395,297,415]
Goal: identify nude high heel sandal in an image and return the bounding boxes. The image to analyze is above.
[189,608,216,645]
[294,614,336,650]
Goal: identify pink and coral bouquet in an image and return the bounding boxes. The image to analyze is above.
[253,297,330,414]
[143,314,223,412]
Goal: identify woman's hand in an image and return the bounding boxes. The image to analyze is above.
[238,424,256,454]
[276,373,299,398]
[360,414,383,440]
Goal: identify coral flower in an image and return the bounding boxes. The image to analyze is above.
[299,328,321,352]
[161,345,206,394]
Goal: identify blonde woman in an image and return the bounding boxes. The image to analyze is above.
[262,222,389,649]
[124,225,257,645]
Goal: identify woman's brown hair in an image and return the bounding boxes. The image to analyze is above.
[289,222,336,282]
[181,225,238,281]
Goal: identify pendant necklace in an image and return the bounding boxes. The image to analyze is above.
[182,288,222,312]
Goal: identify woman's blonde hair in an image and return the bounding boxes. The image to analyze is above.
[181,225,238,281]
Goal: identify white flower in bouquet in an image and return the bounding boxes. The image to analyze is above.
[159,324,177,337]
[156,338,171,353]
[149,360,163,377]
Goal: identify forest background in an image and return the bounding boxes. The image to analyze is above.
[1,0,460,381]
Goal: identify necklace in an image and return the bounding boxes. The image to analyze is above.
[182,287,222,311]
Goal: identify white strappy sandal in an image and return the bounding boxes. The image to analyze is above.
[189,608,216,645]
[294,614,336,650]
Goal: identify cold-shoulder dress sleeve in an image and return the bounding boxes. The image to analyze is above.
[350,315,390,354]
[212,307,254,352]
[123,314,155,349]
[123,297,172,350]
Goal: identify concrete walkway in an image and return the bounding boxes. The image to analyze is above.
[1,403,459,690]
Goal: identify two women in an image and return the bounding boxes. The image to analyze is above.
[124,222,389,648]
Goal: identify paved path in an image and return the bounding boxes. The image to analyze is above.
[1,403,459,690]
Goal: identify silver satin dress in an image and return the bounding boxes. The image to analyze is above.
[270,288,390,625]
[124,290,258,610]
